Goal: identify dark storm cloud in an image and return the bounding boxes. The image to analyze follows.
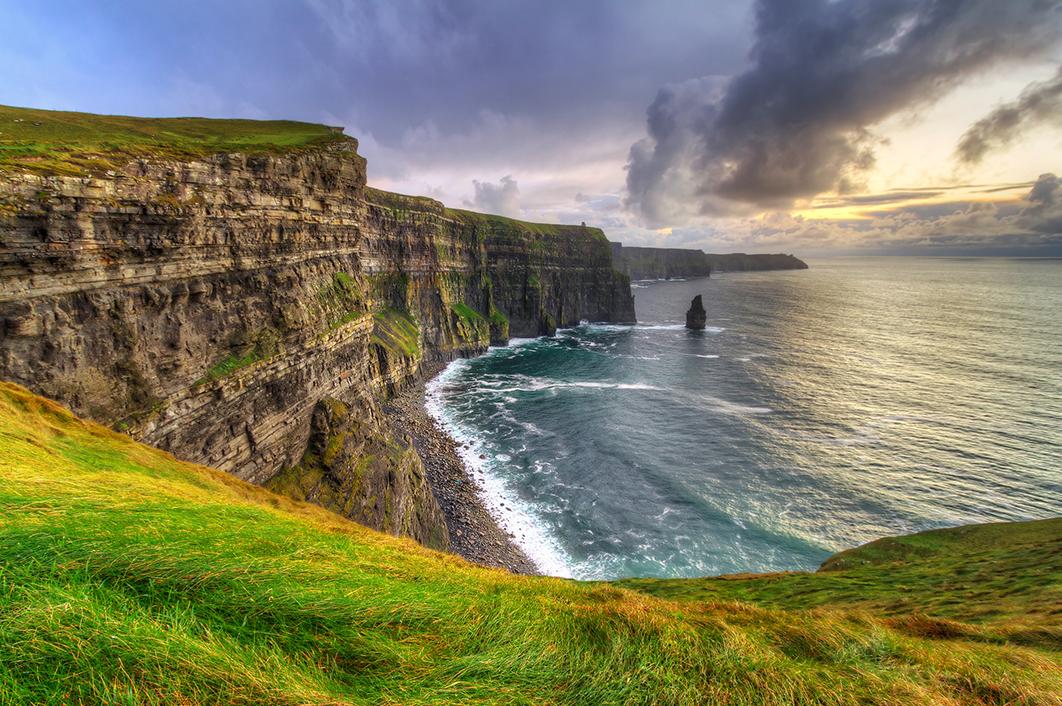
[626,0,1062,226]
[957,66,1062,164]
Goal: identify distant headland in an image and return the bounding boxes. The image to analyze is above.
[611,243,808,280]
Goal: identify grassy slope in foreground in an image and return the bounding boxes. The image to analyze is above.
[0,384,1059,706]
[0,104,346,176]
[618,520,1061,636]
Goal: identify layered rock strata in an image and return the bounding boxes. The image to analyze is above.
[0,138,635,549]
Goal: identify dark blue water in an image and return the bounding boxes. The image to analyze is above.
[427,258,1062,579]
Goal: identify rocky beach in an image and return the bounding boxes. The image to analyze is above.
[385,364,538,574]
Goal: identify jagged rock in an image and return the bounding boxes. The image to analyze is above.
[686,295,707,330]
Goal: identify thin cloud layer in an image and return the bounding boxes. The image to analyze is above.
[636,174,1062,255]
[626,0,1062,227]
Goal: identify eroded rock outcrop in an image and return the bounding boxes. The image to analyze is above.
[267,395,449,551]
[685,295,707,330]
[0,137,634,547]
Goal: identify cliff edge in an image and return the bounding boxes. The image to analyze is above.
[0,105,635,549]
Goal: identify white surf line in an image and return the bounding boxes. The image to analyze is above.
[425,360,575,578]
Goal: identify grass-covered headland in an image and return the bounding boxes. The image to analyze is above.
[0,105,347,176]
[1,381,1059,704]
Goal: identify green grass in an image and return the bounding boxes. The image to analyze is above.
[489,307,510,340]
[200,351,258,382]
[618,520,1062,647]
[195,329,280,386]
[451,303,491,345]
[445,207,608,243]
[316,272,367,332]
[371,309,421,359]
[363,187,445,215]
[0,105,347,176]
[451,302,485,326]
[0,382,1060,704]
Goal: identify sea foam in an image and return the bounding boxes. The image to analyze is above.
[426,362,575,577]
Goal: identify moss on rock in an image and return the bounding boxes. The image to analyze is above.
[266,395,449,550]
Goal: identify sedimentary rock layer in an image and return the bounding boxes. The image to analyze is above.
[0,138,634,547]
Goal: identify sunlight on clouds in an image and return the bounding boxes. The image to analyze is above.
[869,62,1062,193]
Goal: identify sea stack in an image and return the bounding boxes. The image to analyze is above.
[685,295,707,330]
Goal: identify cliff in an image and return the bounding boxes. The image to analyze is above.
[704,252,809,272]
[2,381,1058,704]
[612,243,808,279]
[610,243,712,279]
[0,106,634,549]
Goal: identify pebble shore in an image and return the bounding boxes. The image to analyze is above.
[384,364,539,575]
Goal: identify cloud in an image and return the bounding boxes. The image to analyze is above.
[614,174,1062,255]
[957,66,1062,164]
[469,175,521,217]
[1020,172,1062,233]
[811,190,944,208]
[626,0,1062,227]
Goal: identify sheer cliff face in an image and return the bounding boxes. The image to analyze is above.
[703,253,808,272]
[0,139,634,546]
[611,244,808,280]
[611,244,712,280]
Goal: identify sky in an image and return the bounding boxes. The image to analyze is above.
[2,0,1061,255]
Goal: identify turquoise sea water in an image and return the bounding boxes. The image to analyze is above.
[427,258,1062,579]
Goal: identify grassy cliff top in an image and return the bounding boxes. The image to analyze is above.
[364,186,446,215]
[0,105,348,176]
[445,207,608,241]
[1,380,1059,704]
[364,185,609,242]
[1,104,605,242]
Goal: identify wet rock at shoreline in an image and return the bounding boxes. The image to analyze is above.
[383,365,538,575]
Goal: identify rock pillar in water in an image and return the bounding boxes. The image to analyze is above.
[685,295,707,330]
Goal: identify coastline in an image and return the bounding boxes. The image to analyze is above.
[384,363,538,575]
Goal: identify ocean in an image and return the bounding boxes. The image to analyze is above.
[426,257,1062,579]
